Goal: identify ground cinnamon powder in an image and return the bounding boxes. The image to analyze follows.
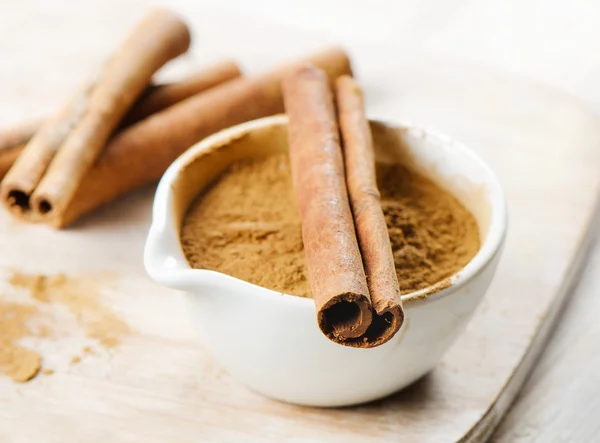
[181,154,480,298]
[0,272,130,382]
[0,302,42,382]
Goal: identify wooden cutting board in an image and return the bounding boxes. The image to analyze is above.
[1,4,599,442]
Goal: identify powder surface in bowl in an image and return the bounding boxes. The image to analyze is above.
[181,154,480,297]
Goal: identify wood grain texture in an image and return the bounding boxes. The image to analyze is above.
[0,2,600,442]
[491,235,600,443]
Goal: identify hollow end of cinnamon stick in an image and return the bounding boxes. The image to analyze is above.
[360,305,404,348]
[318,293,373,339]
[320,301,403,348]
[321,307,403,349]
[5,188,31,213]
[37,198,52,215]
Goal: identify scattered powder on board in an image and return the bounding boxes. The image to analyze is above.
[0,272,130,382]
[0,298,43,383]
[181,154,480,298]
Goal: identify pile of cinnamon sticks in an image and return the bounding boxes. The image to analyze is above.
[283,67,404,348]
[0,7,401,348]
[0,8,352,228]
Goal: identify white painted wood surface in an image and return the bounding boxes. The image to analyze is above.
[1,1,600,441]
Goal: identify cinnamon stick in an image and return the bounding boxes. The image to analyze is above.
[0,119,42,155]
[336,76,404,346]
[47,47,351,228]
[1,8,191,218]
[121,60,242,125]
[32,8,190,217]
[0,144,23,181]
[283,66,374,344]
[1,89,90,214]
[0,119,42,179]
[0,61,241,181]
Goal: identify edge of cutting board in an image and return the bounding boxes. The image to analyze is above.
[463,196,600,442]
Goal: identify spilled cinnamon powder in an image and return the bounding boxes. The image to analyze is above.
[181,154,480,298]
[0,272,130,382]
[0,301,44,382]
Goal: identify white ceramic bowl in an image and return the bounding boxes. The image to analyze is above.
[144,115,507,407]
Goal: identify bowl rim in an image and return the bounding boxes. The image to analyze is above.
[144,114,507,306]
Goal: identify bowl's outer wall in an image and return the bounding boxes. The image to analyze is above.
[185,248,501,407]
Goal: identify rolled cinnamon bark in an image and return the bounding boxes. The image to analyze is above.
[2,87,91,215]
[51,47,351,228]
[1,8,191,218]
[0,144,25,181]
[121,60,242,125]
[0,61,242,181]
[336,76,404,346]
[0,120,42,179]
[31,8,191,217]
[0,119,41,155]
[283,66,374,344]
